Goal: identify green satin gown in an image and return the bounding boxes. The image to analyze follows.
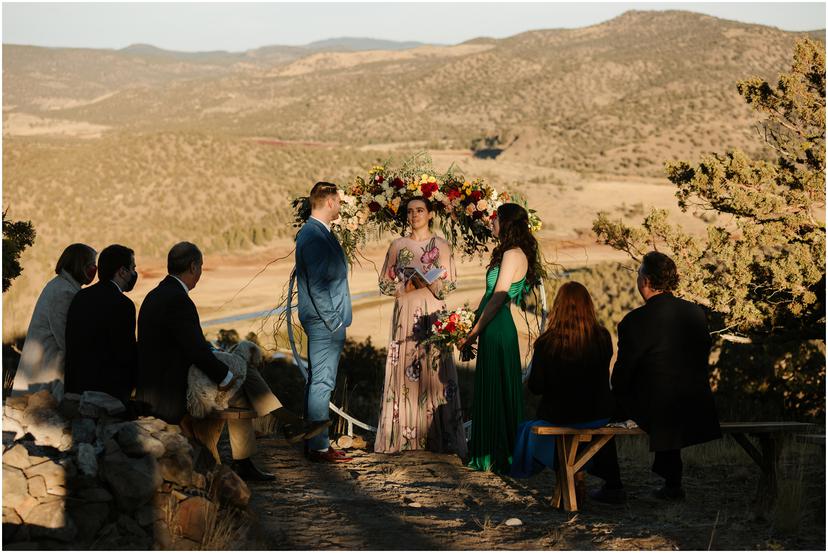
[466,266,527,474]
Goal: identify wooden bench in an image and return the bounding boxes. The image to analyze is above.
[531,421,814,512]
[794,433,825,446]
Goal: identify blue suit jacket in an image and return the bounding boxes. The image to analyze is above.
[295,218,352,332]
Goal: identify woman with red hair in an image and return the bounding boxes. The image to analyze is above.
[510,282,614,495]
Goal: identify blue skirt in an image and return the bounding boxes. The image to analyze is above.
[510,418,610,478]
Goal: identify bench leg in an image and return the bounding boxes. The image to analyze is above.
[731,432,780,514]
[552,436,564,509]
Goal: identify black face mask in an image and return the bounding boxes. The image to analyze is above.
[123,269,138,293]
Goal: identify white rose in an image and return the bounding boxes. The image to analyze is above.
[476,199,488,212]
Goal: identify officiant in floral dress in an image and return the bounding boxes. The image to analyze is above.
[374,198,467,458]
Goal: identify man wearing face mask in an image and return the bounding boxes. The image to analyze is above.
[65,244,139,405]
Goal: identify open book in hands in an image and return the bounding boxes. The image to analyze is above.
[402,266,445,288]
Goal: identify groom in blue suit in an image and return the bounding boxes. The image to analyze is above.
[295,182,353,463]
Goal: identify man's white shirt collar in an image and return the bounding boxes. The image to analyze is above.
[310,216,331,233]
[111,280,123,293]
[171,275,190,294]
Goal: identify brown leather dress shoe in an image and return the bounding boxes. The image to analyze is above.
[308,447,353,463]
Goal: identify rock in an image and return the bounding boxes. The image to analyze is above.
[153,522,174,549]
[58,431,73,452]
[22,410,69,449]
[174,496,216,543]
[136,417,167,434]
[100,451,162,509]
[104,437,121,455]
[27,475,47,498]
[26,499,78,542]
[2,418,25,443]
[351,435,368,449]
[172,490,189,501]
[407,502,423,508]
[117,513,151,546]
[76,443,98,477]
[211,465,251,508]
[504,517,523,527]
[3,507,22,543]
[115,424,166,458]
[192,472,207,490]
[79,391,125,417]
[23,458,75,493]
[5,395,29,411]
[69,501,110,541]
[58,393,82,419]
[94,522,122,549]
[15,495,40,521]
[75,486,113,503]
[24,389,58,413]
[156,431,192,457]
[4,466,29,506]
[3,506,22,525]
[336,435,354,449]
[159,452,193,487]
[135,504,164,527]
[70,418,97,445]
[3,444,32,470]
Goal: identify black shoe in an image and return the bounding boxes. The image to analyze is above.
[588,486,627,505]
[282,419,332,445]
[231,458,275,481]
[652,485,685,501]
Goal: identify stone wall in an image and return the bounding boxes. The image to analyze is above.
[3,390,251,549]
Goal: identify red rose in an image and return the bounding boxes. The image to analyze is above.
[445,321,456,333]
[368,201,381,213]
[392,177,405,190]
[470,190,483,202]
[435,320,443,329]
[374,174,384,183]
[447,188,461,201]
[449,313,459,323]
[421,181,438,199]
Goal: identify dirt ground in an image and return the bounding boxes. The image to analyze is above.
[223,433,825,550]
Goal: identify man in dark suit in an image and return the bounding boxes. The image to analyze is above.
[136,242,319,481]
[590,251,721,502]
[65,244,138,405]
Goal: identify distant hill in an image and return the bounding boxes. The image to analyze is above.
[4,10,822,175]
[305,37,428,51]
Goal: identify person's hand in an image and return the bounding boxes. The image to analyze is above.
[459,328,479,352]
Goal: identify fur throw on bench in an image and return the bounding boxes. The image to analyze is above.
[186,350,247,418]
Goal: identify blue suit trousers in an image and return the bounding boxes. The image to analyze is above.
[303,321,346,451]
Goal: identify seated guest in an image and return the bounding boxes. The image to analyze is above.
[14,243,98,399]
[136,241,324,481]
[590,251,721,503]
[511,282,614,501]
[64,244,138,405]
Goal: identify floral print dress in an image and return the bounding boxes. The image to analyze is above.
[373,236,467,458]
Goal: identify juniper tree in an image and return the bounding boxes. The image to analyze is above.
[592,39,825,418]
[2,209,36,293]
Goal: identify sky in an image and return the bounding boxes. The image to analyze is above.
[1,1,825,52]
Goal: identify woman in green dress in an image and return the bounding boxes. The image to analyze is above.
[460,203,542,474]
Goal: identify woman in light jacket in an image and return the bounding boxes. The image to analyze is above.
[14,243,98,398]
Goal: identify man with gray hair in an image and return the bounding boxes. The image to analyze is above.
[137,242,321,480]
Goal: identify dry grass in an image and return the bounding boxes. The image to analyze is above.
[200,506,251,551]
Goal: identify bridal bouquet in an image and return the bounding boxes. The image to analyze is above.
[424,306,476,351]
